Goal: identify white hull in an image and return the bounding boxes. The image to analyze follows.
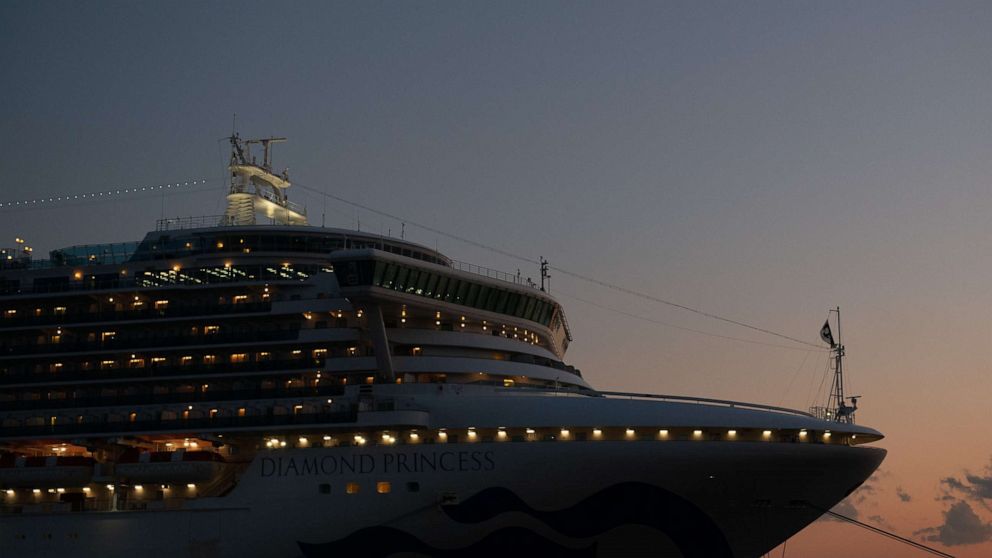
[1,388,885,558]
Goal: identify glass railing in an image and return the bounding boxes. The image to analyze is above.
[0,384,345,412]
[0,329,300,356]
[0,358,328,385]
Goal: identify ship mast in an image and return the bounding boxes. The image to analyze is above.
[825,307,858,424]
[224,134,307,226]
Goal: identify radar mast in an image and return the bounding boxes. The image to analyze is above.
[224,134,307,226]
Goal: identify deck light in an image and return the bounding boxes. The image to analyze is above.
[497,429,507,439]
[525,428,535,435]
[560,428,570,438]
[82,487,91,493]
[727,430,737,437]
[693,430,703,438]
[279,441,287,447]
[32,489,41,494]
[323,435,332,441]
[658,429,669,438]
[409,432,420,441]
[824,431,832,439]
[134,485,143,491]
[762,430,772,438]
[56,488,65,493]
[5,489,14,496]
[799,429,808,438]
[106,485,114,491]
[467,428,477,439]
[626,428,636,438]
[592,429,603,438]
[298,437,308,446]
[437,430,448,441]
[187,484,196,489]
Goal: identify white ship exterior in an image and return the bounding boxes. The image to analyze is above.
[0,138,884,558]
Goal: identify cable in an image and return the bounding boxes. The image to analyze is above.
[292,180,825,349]
[812,506,955,557]
[557,290,828,352]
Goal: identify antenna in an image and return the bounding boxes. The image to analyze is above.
[540,257,550,292]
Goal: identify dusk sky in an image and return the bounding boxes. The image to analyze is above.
[2,2,992,556]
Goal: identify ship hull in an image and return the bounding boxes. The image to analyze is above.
[0,439,884,558]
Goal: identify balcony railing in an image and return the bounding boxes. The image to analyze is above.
[0,384,346,412]
[0,410,360,439]
[0,329,300,357]
[0,302,272,329]
[0,358,328,386]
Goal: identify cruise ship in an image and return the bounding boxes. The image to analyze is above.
[0,136,885,558]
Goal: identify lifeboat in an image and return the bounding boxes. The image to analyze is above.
[0,454,95,488]
[115,449,227,483]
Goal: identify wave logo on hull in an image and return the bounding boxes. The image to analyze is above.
[299,482,732,558]
[442,482,732,557]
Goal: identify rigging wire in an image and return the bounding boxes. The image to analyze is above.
[557,290,828,352]
[291,180,825,350]
[811,506,955,558]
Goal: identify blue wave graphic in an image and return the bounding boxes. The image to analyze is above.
[441,482,732,557]
[298,525,596,557]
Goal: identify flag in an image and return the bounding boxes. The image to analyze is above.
[820,320,836,347]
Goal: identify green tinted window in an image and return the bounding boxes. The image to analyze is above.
[415,271,430,294]
[523,297,537,321]
[455,281,469,303]
[383,263,399,288]
[405,269,420,292]
[465,283,480,307]
[372,261,386,286]
[424,273,439,296]
[433,276,448,299]
[495,290,509,313]
[394,266,410,291]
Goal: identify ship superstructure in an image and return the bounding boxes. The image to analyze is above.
[0,139,885,558]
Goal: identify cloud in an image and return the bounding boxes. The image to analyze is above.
[868,514,896,531]
[940,461,992,508]
[915,501,992,546]
[896,487,912,502]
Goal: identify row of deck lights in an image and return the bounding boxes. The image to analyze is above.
[264,427,836,449]
[398,307,540,345]
[4,484,197,497]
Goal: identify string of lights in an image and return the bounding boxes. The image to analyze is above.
[0,179,209,209]
[293,180,825,349]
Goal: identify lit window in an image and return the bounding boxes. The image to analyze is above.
[230,353,247,363]
[233,295,248,304]
[180,356,193,366]
[312,349,327,359]
[203,355,216,365]
[53,306,67,315]
[376,482,391,494]
[100,331,116,342]
[346,482,360,494]
[204,325,220,335]
[154,300,169,310]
